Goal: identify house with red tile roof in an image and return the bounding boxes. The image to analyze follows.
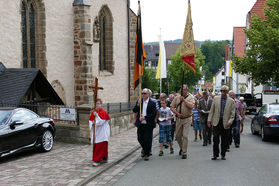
[246,0,279,103]
[232,27,246,58]
[230,27,248,94]
[246,0,268,28]
[233,0,279,103]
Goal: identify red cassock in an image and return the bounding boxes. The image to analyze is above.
[89,108,110,162]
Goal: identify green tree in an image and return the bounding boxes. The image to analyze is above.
[200,40,230,81]
[232,0,279,86]
[142,67,159,93]
[166,48,205,93]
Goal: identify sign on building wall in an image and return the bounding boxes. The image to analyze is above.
[60,108,76,121]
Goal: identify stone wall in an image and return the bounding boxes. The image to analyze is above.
[55,104,134,144]
[73,3,93,106]
[129,9,139,103]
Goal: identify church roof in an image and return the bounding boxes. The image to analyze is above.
[0,62,64,105]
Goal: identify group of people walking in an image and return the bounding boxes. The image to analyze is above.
[132,85,246,161]
[88,85,246,166]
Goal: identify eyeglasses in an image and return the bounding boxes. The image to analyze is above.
[221,90,226,92]
[142,92,147,95]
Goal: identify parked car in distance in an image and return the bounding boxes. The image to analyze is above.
[251,103,279,141]
[236,93,262,114]
[0,107,55,158]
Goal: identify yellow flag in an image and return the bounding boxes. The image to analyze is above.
[155,35,166,79]
[229,61,232,77]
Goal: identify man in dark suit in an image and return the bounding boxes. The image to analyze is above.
[198,91,213,146]
[133,88,157,161]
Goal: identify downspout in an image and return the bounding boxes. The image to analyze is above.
[127,0,131,104]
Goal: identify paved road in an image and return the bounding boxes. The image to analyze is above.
[113,116,279,186]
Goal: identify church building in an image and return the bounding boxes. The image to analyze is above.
[0,0,137,106]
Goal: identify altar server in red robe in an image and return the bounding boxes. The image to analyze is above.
[89,99,110,167]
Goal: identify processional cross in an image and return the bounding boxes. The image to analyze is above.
[89,77,103,109]
[89,77,103,147]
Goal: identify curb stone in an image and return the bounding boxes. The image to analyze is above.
[77,131,159,186]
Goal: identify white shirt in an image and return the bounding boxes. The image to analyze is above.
[142,98,149,124]
[142,98,149,116]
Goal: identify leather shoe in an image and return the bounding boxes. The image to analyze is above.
[144,155,149,161]
[211,156,217,160]
[221,156,226,160]
[235,144,240,148]
[203,143,207,146]
[141,150,144,157]
[211,156,218,160]
[182,154,187,159]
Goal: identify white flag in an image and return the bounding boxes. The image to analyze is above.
[155,34,167,79]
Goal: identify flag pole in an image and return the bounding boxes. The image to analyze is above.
[139,59,142,117]
[181,65,185,95]
[181,0,189,96]
[160,28,162,95]
[160,78,162,95]
[180,65,185,112]
[138,0,142,117]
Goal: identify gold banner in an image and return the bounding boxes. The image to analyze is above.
[180,1,195,59]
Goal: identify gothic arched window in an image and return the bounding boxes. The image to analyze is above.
[99,5,114,74]
[21,0,47,76]
[21,0,36,68]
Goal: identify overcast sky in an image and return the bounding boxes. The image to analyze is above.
[130,0,257,42]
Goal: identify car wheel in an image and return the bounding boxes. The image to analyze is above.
[261,126,268,141]
[251,121,257,135]
[41,130,54,152]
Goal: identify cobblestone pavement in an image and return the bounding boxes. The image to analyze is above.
[87,136,160,186]
[0,127,158,186]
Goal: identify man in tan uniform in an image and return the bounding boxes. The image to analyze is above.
[170,85,195,159]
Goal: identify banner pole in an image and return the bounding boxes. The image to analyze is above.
[139,60,142,117]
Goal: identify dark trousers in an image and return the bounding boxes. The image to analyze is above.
[227,125,233,149]
[202,120,212,144]
[213,120,228,157]
[233,120,240,145]
[137,124,153,156]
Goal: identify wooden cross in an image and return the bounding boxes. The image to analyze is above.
[89,77,103,109]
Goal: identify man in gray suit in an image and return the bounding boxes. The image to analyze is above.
[198,91,213,146]
[208,85,235,160]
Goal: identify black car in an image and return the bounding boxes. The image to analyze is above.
[236,93,262,114]
[251,103,279,141]
[0,108,55,158]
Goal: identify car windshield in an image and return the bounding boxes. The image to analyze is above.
[269,105,279,114]
[0,110,12,126]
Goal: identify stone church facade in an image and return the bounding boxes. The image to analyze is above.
[0,0,138,106]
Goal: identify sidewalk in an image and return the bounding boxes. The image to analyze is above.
[0,127,158,186]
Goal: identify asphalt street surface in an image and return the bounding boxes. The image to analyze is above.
[114,116,279,186]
